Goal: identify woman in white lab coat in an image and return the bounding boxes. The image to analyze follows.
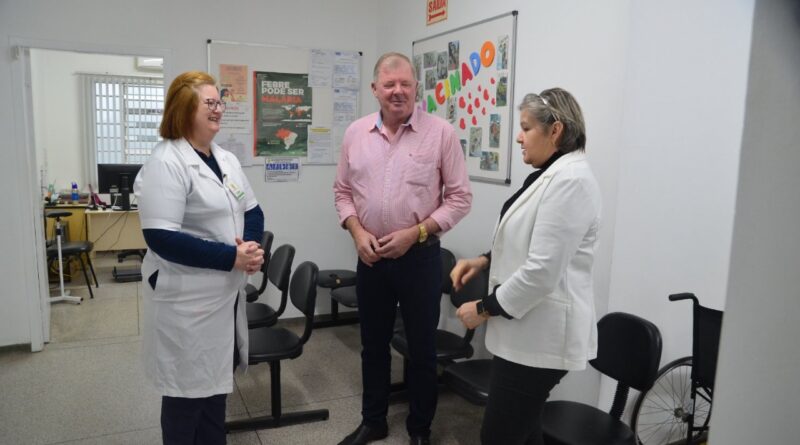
[451,88,601,445]
[134,71,265,445]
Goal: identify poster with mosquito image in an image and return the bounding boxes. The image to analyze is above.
[413,11,517,184]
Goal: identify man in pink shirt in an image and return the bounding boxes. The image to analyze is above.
[334,52,472,445]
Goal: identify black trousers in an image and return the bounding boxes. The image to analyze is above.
[356,241,442,437]
[161,394,227,445]
[480,356,568,445]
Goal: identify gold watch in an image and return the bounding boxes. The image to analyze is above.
[417,224,428,244]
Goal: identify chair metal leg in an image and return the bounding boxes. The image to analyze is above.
[84,253,99,288]
[77,254,94,299]
[225,361,329,432]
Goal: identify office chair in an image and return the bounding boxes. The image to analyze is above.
[245,231,275,303]
[246,243,294,329]
[45,210,97,302]
[391,248,483,388]
[541,312,662,445]
[226,261,330,432]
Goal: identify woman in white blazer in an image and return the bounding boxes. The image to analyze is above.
[451,88,601,445]
[134,71,265,445]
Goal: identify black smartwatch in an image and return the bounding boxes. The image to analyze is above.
[476,299,487,316]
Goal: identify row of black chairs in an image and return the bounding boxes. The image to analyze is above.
[227,231,329,433]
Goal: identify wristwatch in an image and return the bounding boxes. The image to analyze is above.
[476,299,487,316]
[417,224,428,244]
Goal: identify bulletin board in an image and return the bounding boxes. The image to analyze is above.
[207,40,361,167]
[413,11,517,184]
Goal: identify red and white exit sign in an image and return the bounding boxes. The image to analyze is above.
[427,0,448,25]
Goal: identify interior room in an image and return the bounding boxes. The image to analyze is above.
[1,0,798,444]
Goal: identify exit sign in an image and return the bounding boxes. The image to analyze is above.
[427,0,448,25]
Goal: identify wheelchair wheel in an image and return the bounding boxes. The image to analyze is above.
[631,357,711,445]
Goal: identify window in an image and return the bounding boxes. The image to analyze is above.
[82,74,163,184]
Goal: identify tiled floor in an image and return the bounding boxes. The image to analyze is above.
[0,254,484,444]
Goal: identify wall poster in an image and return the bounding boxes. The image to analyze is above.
[253,72,312,157]
[413,11,517,184]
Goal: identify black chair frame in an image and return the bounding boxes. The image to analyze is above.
[226,261,329,432]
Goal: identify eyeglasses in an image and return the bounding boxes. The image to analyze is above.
[202,99,226,112]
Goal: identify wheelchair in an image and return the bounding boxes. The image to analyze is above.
[630,293,723,445]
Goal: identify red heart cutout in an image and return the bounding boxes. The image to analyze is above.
[482,108,486,115]
[459,118,466,129]
[467,104,473,114]
[491,98,496,105]
[472,116,478,126]
[459,97,466,108]
[468,92,472,99]
[478,85,482,92]
[483,89,490,100]
[474,98,481,108]
[490,78,496,84]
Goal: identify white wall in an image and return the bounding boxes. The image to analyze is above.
[605,0,755,411]
[31,49,161,193]
[710,0,800,443]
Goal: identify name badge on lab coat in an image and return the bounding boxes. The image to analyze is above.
[225,178,245,201]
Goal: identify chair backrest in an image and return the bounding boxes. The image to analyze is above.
[289,261,319,344]
[440,248,457,295]
[267,244,295,316]
[256,231,275,294]
[267,244,295,292]
[590,312,662,420]
[450,267,489,308]
[692,304,723,389]
[591,312,662,392]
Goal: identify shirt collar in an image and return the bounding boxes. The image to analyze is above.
[373,107,419,132]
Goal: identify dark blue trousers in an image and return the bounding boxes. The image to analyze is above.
[161,394,227,445]
[356,242,442,437]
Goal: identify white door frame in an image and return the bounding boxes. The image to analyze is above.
[9,36,171,351]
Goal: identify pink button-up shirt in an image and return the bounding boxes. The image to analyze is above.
[333,108,472,239]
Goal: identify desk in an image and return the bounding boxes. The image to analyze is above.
[85,210,146,253]
[44,204,88,242]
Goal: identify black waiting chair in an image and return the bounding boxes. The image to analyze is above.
[245,231,275,303]
[226,261,330,432]
[246,243,294,329]
[313,269,358,328]
[541,312,663,445]
[391,248,485,388]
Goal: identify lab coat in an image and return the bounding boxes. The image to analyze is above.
[485,151,602,371]
[134,138,257,398]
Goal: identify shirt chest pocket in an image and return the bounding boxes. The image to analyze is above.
[404,149,438,188]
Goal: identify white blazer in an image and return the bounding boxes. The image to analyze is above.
[134,138,257,398]
[485,151,602,371]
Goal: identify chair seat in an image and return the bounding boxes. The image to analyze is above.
[316,269,356,289]
[330,285,358,308]
[47,241,94,257]
[246,302,278,328]
[441,359,491,406]
[244,283,259,303]
[248,327,303,363]
[542,401,636,445]
[392,329,473,361]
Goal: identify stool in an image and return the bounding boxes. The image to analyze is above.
[313,269,358,328]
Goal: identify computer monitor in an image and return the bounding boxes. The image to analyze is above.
[97,163,142,210]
